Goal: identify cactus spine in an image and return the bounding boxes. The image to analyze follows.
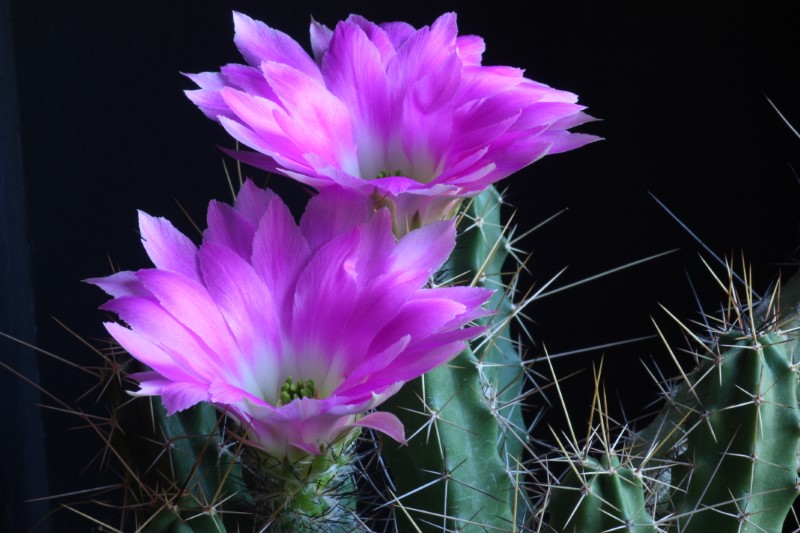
[381,186,532,531]
[548,264,800,531]
[549,453,656,532]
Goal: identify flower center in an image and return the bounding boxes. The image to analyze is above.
[375,169,404,179]
[279,376,319,405]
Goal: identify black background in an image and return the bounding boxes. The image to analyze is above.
[3,0,800,530]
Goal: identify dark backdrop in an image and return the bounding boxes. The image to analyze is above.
[2,0,799,530]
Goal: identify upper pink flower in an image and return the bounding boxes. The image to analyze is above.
[186,12,598,233]
[89,182,491,458]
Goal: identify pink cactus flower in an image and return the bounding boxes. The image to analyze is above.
[89,182,491,457]
[186,12,598,234]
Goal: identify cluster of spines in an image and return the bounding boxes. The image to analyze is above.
[379,186,545,531]
[547,260,800,532]
[44,344,398,532]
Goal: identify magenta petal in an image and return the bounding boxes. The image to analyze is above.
[379,21,416,50]
[456,35,484,65]
[251,194,310,315]
[390,220,456,285]
[220,88,304,162]
[198,243,280,393]
[219,63,276,101]
[160,382,212,415]
[137,270,242,367]
[290,230,360,361]
[353,411,406,444]
[344,15,396,66]
[262,62,358,174]
[86,270,151,299]
[233,179,277,225]
[299,188,371,251]
[138,211,199,282]
[205,200,256,260]
[309,19,334,62]
[232,11,322,83]
[322,20,391,178]
[103,322,199,384]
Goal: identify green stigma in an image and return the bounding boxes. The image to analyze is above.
[376,169,403,179]
[279,376,319,405]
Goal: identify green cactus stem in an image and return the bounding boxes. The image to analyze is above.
[629,266,800,531]
[549,453,656,533]
[123,401,252,532]
[380,187,530,531]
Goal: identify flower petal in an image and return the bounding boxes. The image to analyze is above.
[233,11,322,83]
[353,411,406,444]
[138,211,199,282]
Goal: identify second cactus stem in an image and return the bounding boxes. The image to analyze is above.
[380,187,532,531]
[550,266,800,532]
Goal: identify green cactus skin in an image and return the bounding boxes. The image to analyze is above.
[111,379,366,532]
[548,268,800,532]
[380,187,530,531]
[549,454,656,533]
[667,332,800,532]
[127,401,252,532]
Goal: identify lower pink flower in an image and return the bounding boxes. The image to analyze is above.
[89,182,491,457]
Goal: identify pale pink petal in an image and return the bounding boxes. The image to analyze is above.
[138,211,199,282]
[262,62,358,174]
[352,411,406,444]
[456,35,484,65]
[232,11,322,83]
[160,382,212,415]
[137,270,242,368]
[309,18,333,62]
[86,270,152,299]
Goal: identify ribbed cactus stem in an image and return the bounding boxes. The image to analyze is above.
[549,453,656,532]
[380,187,530,530]
[130,402,251,532]
[548,267,800,531]
[672,332,800,531]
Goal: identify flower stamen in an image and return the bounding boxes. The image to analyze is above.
[279,376,319,405]
[375,169,404,179]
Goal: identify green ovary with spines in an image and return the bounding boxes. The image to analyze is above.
[380,187,529,531]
